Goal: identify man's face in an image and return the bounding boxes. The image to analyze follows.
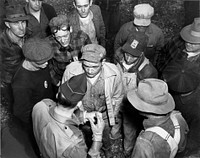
[82,60,102,78]
[136,26,148,33]
[73,0,92,18]
[6,21,26,38]
[124,53,138,65]
[54,30,70,47]
[27,0,42,12]
[31,61,48,69]
[185,42,200,52]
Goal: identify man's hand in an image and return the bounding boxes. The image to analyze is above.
[89,112,105,142]
[85,111,97,123]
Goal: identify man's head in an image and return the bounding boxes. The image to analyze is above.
[49,14,71,47]
[58,73,87,109]
[4,4,29,38]
[22,38,53,69]
[73,0,92,18]
[180,17,200,54]
[121,31,148,65]
[133,3,154,33]
[26,0,43,12]
[127,78,175,115]
[81,44,106,78]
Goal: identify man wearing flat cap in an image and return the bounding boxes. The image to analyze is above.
[47,14,91,87]
[157,17,200,157]
[0,4,29,112]
[62,43,123,157]
[115,31,158,156]
[114,3,164,66]
[127,78,188,158]
[32,73,105,158]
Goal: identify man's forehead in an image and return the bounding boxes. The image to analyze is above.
[75,0,90,6]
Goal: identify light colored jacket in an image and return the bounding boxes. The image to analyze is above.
[62,61,124,126]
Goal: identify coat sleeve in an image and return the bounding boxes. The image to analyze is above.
[114,23,131,52]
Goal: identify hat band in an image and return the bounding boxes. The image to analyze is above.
[191,30,200,37]
[7,13,26,19]
[136,91,168,106]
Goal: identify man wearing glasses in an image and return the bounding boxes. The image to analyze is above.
[48,14,91,87]
[25,0,57,38]
[69,0,106,47]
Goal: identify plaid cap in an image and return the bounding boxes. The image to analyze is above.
[81,44,106,62]
[60,73,87,104]
[122,31,148,57]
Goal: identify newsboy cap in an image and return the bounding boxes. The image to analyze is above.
[22,38,53,64]
[122,31,148,57]
[133,3,154,26]
[60,73,87,104]
[81,44,106,62]
[4,4,29,22]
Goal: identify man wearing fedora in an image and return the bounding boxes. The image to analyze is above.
[0,4,29,112]
[157,17,200,156]
[114,3,164,66]
[115,31,158,157]
[127,78,189,158]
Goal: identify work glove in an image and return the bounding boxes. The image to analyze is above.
[89,112,105,142]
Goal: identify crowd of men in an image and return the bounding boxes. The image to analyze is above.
[1,0,200,158]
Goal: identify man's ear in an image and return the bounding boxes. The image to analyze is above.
[89,0,93,6]
[5,22,10,28]
[69,26,73,33]
[73,1,76,8]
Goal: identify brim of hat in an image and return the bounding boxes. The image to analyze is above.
[180,25,200,43]
[4,16,29,22]
[122,43,141,57]
[81,54,101,63]
[134,18,150,26]
[127,90,175,114]
[34,51,54,65]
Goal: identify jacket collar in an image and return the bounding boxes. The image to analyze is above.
[49,106,80,126]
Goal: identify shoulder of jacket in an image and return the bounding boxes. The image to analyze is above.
[65,61,83,74]
[90,4,101,12]
[103,62,121,74]
[149,23,163,33]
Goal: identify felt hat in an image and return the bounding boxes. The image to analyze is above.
[81,44,106,62]
[133,3,154,26]
[162,59,200,93]
[180,17,200,43]
[121,31,148,57]
[22,38,53,64]
[60,73,87,104]
[127,78,175,114]
[49,14,70,34]
[4,4,29,22]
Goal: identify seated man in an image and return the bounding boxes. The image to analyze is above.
[127,78,189,158]
[32,73,105,158]
[48,14,91,86]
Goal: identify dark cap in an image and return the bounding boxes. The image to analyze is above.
[60,73,87,104]
[162,59,200,93]
[4,4,29,22]
[122,31,148,57]
[22,38,53,64]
